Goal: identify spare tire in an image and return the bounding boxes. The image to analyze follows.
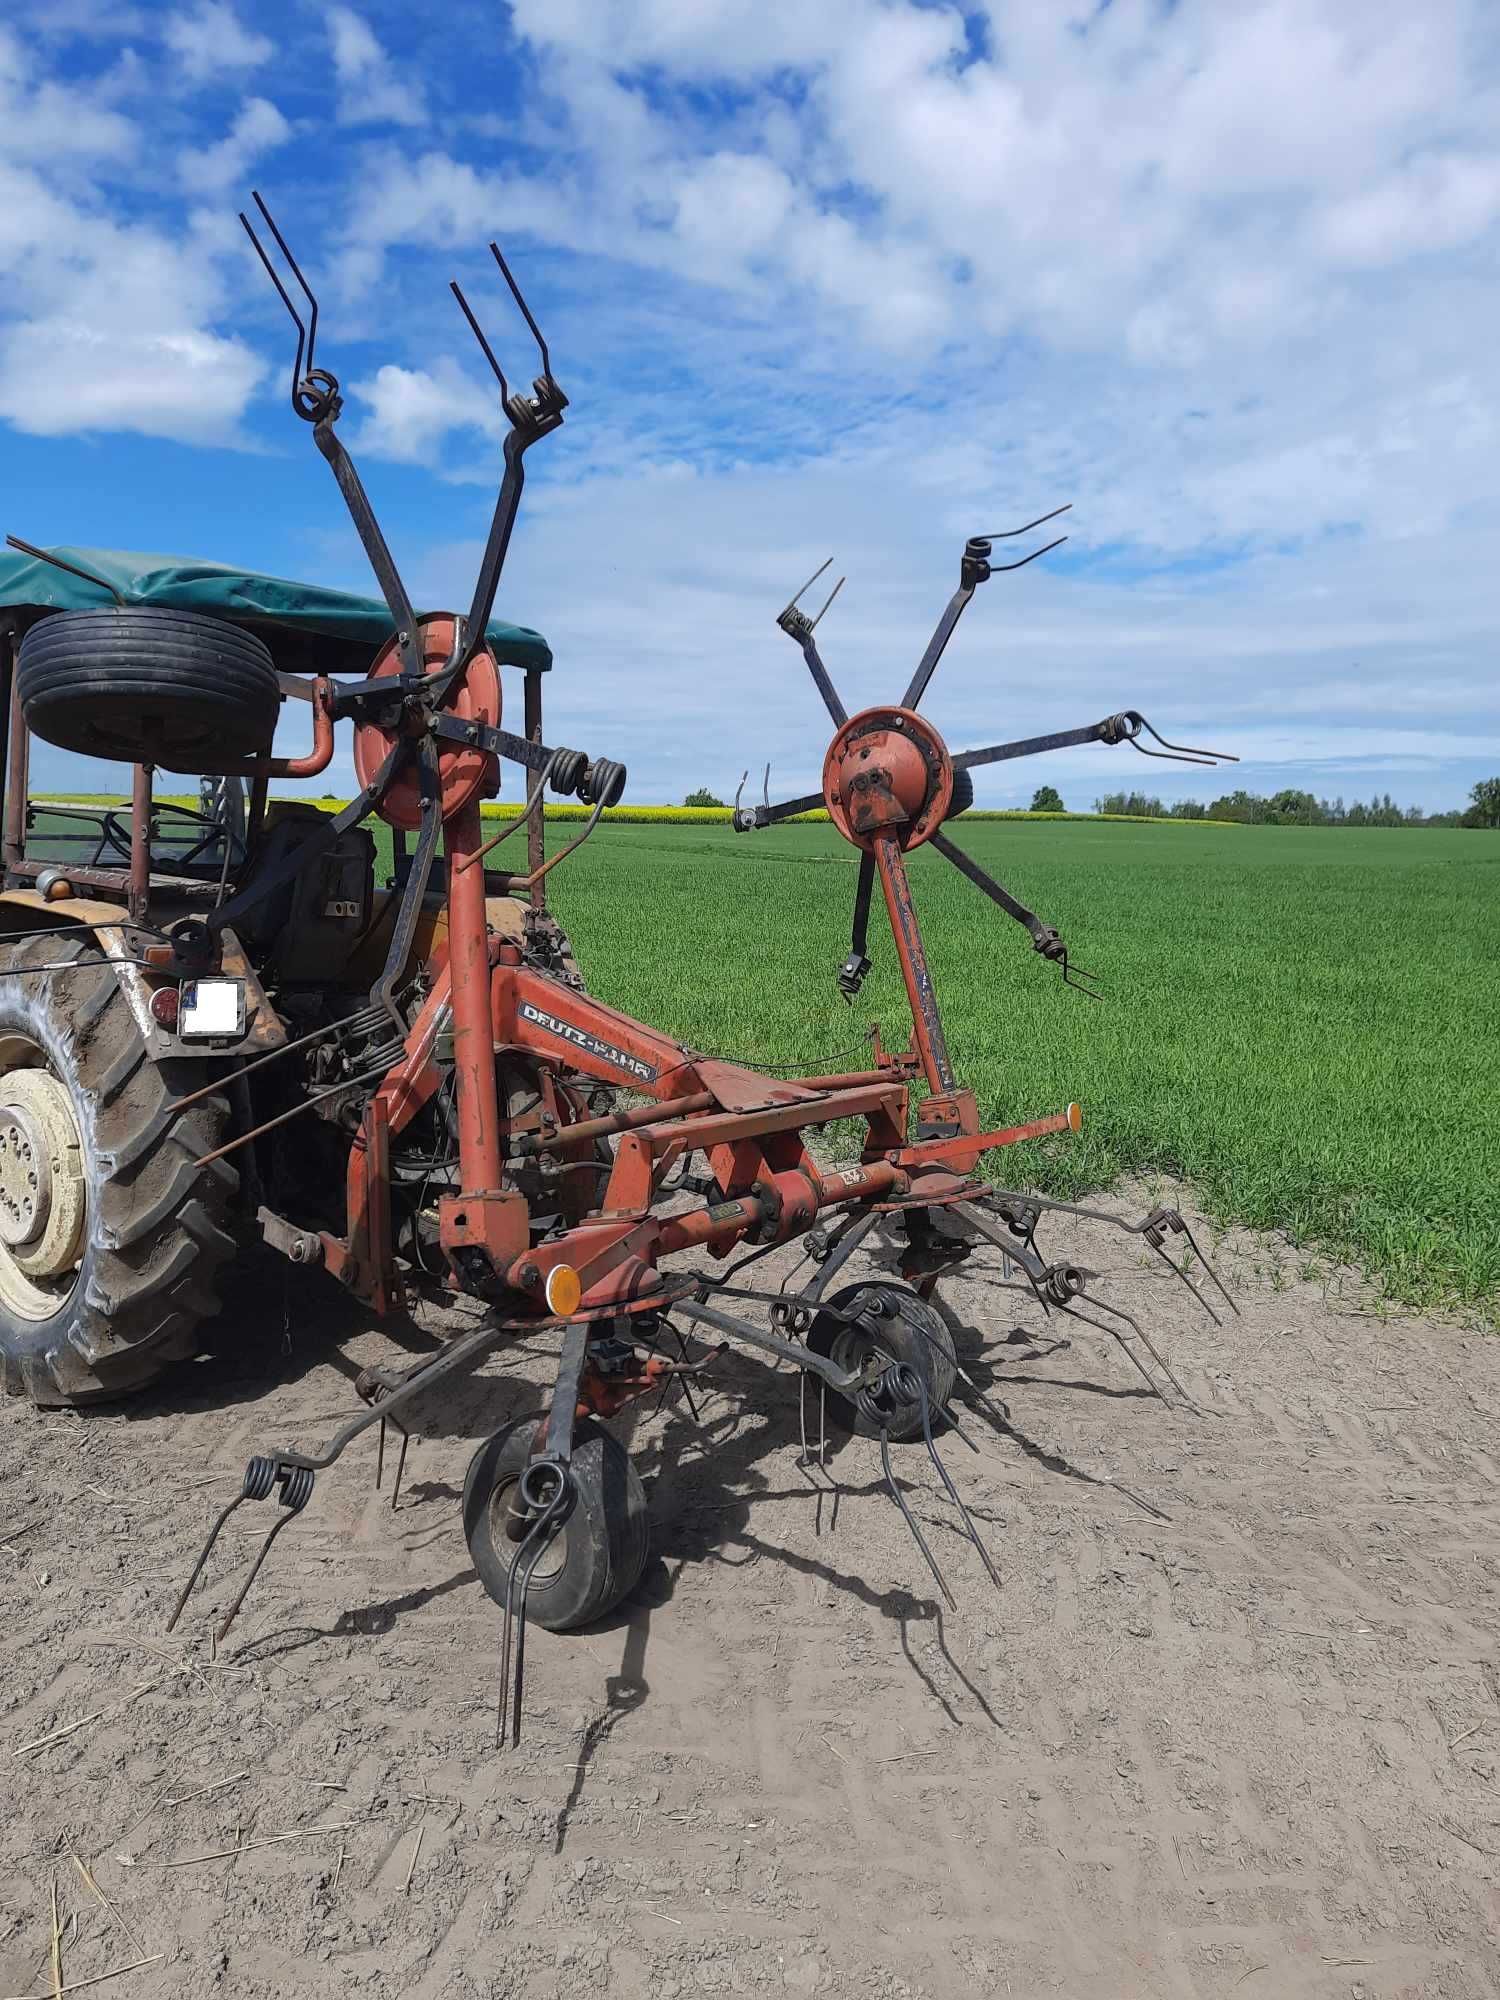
[17,607,280,771]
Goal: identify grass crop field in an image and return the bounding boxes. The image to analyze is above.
[18,801,1498,1316]
[530,817,1498,1318]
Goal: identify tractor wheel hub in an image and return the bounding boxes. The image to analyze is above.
[0,1066,86,1287]
[0,1101,51,1246]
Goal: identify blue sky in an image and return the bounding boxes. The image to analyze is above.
[3,0,1498,811]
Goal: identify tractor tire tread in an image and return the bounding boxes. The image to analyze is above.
[0,932,238,1405]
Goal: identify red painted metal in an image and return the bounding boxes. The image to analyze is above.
[873,832,955,1096]
[353,616,502,830]
[129,764,152,922]
[444,795,508,1240]
[822,706,953,851]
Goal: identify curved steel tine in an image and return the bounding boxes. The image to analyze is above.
[489,243,552,379]
[780,557,832,621]
[914,1378,1001,1591]
[1074,1290,1197,1411]
[239,214,305,405]
[810,575,844,630]
[449,279,510,403]
[1136,715,1238,765]
[733,770,747,812]
[215,1508,300,1643]
[1127,739,1220,767]
[1061,952,1103,1000]
[987,532,1068,573]
[762,764,771,810]
[1058,1298,1169,1404]
[250,191,319,380]
[1177,1219,1240,1316]
[165,1491,249,1632]
[1149,1240,1222,1327]
[497,1476,571,1748]
[977,503,1072,540]
[879,1429,956,1611]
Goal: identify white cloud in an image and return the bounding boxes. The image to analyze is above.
[161,1,272,83]
[178,96,290,195]
[0,34,267,443]
[349,357,503,465]
[327,6,425,128]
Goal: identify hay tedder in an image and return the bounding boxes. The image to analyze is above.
[0,199,1236,1728]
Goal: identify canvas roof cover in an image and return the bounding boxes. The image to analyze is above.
[0,546,552,678]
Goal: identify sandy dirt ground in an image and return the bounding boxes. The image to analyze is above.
[2,1186,1498,2000]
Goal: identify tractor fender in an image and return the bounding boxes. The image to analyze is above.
[0,889,285,1062]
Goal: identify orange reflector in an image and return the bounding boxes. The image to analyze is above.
[545,1264,582,1317]
[1067,1101,1083,1133]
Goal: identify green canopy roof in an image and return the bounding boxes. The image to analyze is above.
[0,546,551,677]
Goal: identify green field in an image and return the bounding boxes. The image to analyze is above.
[528,818,1497,1317]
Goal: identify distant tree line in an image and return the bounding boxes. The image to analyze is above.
[1094,777,1500,828]
[682,776,1500,826]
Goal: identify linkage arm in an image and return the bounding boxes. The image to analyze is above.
[929,829,1100,997]
[312,420,424,679]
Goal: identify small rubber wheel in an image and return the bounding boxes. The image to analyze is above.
[463,1417,650,1632]
[18,607,280,770]
[944,766,974,819]
[806,1280,957,1442]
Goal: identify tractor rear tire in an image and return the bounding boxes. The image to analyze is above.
[463,1417,650,1631]
[0,934,238,1406]
[17,607,280,770]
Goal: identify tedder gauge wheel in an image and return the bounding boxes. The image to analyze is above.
[0,934,238,1406]
[463,1417,650,1632]
[806,1280,958,1442]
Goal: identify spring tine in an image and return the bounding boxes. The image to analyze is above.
[733,770,747,811]
[449,279,510,402]
[215,1508,301,1643]
[954,1362,1011,1430]
[943,1401,981,1452]
[375,1415,386,1491]
[252,193,320,376]
[164,1493,250,1633]
[988,532,1069,573]
[489,243,552,379]
[498,1492,568,1749]
[809,575,845,630]
[1061,953,1104,999]
[1178,1219,1240,1316]
[1059,1299,1168,1405]
[1085,1292,1197,1409]
[780,556,832,622]
[977,503,1072,540]
[1136,715,1237,765]
[915,1377,1001,1592]
[1127,739,1221,767]
[1149,1240,1222,1328]
[880,1429,956,1611]
[239,211,306,400]
[390,1426,412,1511]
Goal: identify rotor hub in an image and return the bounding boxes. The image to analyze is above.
[352,612,503,831]
[822,706,953,852]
